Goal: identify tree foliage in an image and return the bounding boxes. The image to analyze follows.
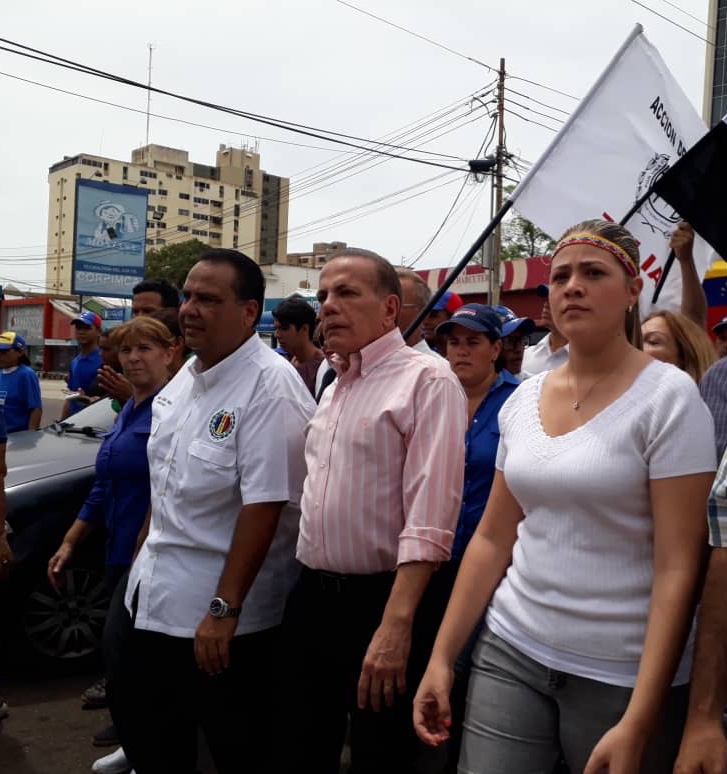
[145,238,209,288]
[501,212,556,261]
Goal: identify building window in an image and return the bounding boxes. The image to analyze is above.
[218,185,224,197]
[193,197,209,205]
[156,238,166,245]
[178,208,190,216]
[122,166,128,180]
[209,232,221,240]
[157,205,167,213]
[211,200,222,208]
[140,170,158,179]
[179,192,190,200]
[177,225,189,232]
[156,222,167,229]
[81,158,103,168]
[147,205,155,212]
[191,229,208,237]
[158,188,168,196]
[193,213,209,221]
[175,165,185,175]
[210,216,222,226]
[194,181,210,190]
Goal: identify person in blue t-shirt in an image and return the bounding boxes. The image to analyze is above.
[0,405,9,722]
[61,311,103,419]
[0,332,42,432]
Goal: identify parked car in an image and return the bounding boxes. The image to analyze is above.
[1,398,117,669]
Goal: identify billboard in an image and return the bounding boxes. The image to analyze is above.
[72,179,149,298]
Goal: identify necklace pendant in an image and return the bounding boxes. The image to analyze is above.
[572,400,580,410]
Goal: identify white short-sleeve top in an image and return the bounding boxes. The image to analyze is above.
[486,359,716,686]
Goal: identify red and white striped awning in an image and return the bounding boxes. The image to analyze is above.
[416,255,552,295]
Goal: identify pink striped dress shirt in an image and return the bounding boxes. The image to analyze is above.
[297,328,467,574]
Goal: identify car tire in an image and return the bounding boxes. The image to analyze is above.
[21,567,109,667]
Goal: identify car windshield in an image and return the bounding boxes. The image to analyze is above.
[51,398,117,433]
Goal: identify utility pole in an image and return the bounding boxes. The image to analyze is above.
[145,44,153,145]
[489,57,506,306]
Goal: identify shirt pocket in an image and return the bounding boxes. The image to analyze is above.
[187,438,237,469]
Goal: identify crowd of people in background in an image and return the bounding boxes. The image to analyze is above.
[2,217,727,774]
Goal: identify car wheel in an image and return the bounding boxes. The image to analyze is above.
[22,567,109,662]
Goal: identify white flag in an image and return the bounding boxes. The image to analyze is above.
[511,24,710,316]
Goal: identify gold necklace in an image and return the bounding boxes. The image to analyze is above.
[566,367,613,411]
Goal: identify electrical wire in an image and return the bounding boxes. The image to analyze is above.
[658,0,714,29]
[334,0,579,101]
[505,109,559,133]
[0,38,469,171]
[629,1,713,44]
[503,86,570,116]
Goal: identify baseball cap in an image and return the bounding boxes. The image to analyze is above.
[712,316,727,335]
[431,290,464,314]
[0,331,26,351]
[71,311,102,330]
[492,305,536,338]
[536,284,550,298]
[435,304,503,339]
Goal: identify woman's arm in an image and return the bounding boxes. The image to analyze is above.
[47,518,94,589]
[584,471,714,773]
[413,470,523,745]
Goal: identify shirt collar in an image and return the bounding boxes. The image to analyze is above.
[188,333,261,390]
[331,328,406,378]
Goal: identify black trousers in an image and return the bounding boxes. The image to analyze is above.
[107,613,279,774]
[274,566,450,774]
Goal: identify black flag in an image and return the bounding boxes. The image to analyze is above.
[653,119,727,259]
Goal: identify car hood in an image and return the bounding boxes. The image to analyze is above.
[5,427,104,489]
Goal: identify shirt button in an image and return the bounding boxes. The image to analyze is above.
[473,419,478,423]
[320,463,326,469]
[314,501,319,507]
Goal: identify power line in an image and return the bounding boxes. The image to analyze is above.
[658,0,714,29]
[0,70,353,156]
[503,85,570,116]
[506,109,559,133]
[336,0,496,72]
[505,98,565,126]
[0,38,469,171]
[334,1,579,101]
[629,0,713,44]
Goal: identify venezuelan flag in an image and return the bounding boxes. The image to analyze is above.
[703,258,727,335]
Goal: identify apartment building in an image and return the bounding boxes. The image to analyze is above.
[703,0,727,126]
[46,143,290,293]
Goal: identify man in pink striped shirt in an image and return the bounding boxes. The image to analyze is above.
[276,248,466,774]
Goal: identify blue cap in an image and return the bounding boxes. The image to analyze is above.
[435,303,503,339]
[492,305,536,338]
[713,316,727,334]
[536,284,549,298]
[72,310,102,330]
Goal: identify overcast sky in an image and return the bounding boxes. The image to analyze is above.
[0,0,711,292]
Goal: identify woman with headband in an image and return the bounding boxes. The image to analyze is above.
[413,218,716,773]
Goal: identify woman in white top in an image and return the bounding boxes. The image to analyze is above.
[413,219,716,774]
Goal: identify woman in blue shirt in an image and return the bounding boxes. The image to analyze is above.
[47,316,174,593]
[430,304,520,772]
[0,332,42,432]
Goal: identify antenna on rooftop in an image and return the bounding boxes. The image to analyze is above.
[145,43,154,145]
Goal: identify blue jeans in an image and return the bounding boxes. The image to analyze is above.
[459,628,688,774]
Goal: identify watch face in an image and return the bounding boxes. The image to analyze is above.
[209,598,225,617]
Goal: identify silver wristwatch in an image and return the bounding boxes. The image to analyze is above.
[208,596,241,618]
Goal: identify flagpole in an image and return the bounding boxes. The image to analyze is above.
[510,23,644,208]
[402,199,514,341]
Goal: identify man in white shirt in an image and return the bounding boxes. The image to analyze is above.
[111,249,315,774]
[395,267,441,357]
[521,284,569,378]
